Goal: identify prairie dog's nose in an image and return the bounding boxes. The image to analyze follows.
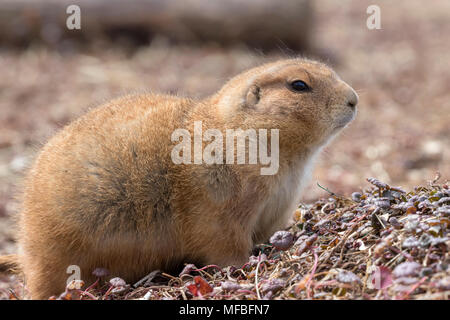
[346,87,359,109]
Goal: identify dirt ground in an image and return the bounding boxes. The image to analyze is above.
[0,0,449,298]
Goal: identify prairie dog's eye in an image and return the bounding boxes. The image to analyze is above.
[290,80,310,92]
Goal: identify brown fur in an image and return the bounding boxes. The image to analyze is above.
[0,58,358,299]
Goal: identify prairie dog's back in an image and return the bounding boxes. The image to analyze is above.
[23,93,192,231]
[18,94,195,298]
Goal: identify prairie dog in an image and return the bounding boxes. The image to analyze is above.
[2,58,358,299]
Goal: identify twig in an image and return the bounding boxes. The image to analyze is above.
[255,256,263,300]
[7,289,21,300]
[134,270,161,287]
[396,277,427,300]
[102,285,113,299]
[77,289,97,300]
[83,278,99,294]
[318,222,359,270]
[317,182,337,196]
[193,265,223,272]
[388,246,414,262]
[306,249,319,299]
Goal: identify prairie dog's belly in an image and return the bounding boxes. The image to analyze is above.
[253,154,317,244]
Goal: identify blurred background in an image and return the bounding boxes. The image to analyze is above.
[0,0,449,293]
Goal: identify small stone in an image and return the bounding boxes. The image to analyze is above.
[248,254,267,266]
[279,268,289,277]
[295,233,318,255]
[336,270,361,284]
[373,197,391,209]
[437,262,448,272]
[367,177,388,189]
[418,196,427,202]
[434,192,444,199]
[402,236,420,248]
[395,276,419,285]
[351,192,362,202]
[261,278,286,293]
[393,262,421,278]
[419,268,433,277]
[269,231,294,250]
[221,281,241,292]
[418,234,432,247]
[419,222,430,232]
[418,200,433,210]
[341,211,355,222]
[109,277,126,287]
[404,215,420,232]
[437,277,450,291]
[382,190,396,201]
[392,203,408,211]
[437,197,450,206]
[437,206,450,216]
[389,217,403,229]
[430,236,449,246]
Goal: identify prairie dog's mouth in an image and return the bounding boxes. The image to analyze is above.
[334,106,357,130]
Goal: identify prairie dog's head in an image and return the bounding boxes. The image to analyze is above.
[213,58,358,148]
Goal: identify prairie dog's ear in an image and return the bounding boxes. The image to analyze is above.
[245,84,260,108]
[214,76,261,117]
